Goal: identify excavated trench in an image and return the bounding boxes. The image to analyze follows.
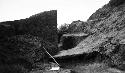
[49,51,107,69]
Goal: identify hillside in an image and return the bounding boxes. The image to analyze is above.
[2,0,125,73]
[0,10,58,73]
[55,0,125,71]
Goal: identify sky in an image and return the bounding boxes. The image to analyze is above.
[0,0,110,27]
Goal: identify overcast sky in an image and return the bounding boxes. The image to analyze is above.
[0,0,109,27]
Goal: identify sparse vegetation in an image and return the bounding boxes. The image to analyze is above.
[0,64,28,73]
[109,0,125,7]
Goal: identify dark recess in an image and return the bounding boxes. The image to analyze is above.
[62,36,76,50]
